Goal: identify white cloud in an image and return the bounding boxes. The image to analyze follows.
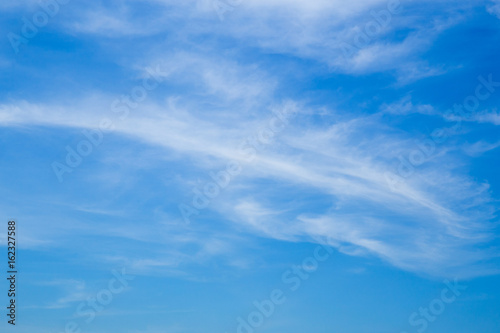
[467,109,500,125]
[1,0,498,280]
[46,0,468,79]
[463,140,500,156]
[27,279,88,309]
[1,72,497,278]
[487,0,500,18]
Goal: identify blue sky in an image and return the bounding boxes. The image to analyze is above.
[1,0,500,332]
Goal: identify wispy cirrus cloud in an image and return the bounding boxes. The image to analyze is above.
[487,0,500,18]
[1,50,499,278]
[1,0,499,284]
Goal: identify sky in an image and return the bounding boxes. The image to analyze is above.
[1,0,500,332]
